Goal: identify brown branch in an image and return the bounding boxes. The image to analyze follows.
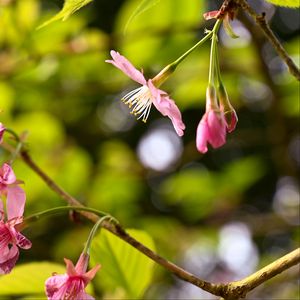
[225,248,300,299]
[235,0,300,81]
[19,149,223,297]
[18,149,300,299]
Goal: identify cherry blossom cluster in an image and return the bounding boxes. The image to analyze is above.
[0,123,100,299]
[106,16,238,154]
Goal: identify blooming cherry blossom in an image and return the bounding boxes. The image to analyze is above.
[0,186,31,274]
[106,50,185,136]
[45,253,100,300]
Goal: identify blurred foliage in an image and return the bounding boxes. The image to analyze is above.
[0,0,299,299]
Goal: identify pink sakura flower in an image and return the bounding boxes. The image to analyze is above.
[45,253,100,300]
[0,163,26,205]
[106,50,185,136]
[0,123,5,143]
[196,86,227,153]
[0,186,31,274]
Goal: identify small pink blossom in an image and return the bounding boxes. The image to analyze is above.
[0,163,26,205]
[196,86,227,153]
[106,50,185,136]
[45,253,100,300]
[0,188,31,274]
[0,123,5,144]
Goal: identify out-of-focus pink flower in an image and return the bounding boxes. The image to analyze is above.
[45,253,100,300]
[106,50,185,136]
[0,188,31,274]
[196,86,227,153]
[0,123,5,144]
[0,163,26,205]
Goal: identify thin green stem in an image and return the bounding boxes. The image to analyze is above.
[22,206,112,227]
[5,128,20,143]
[171,19,223,70]
[83,215,112,254]
[208,20,222,85]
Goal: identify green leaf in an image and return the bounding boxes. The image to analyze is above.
[90,229,156,298]
[0,262,65,295]
[264,0,300,7]
[38,0,93,29]
[124,0,162,33]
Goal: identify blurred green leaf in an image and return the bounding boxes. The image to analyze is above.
[90,229,155,299]
[0,262,65,295]
[124,0,162,33]
[264,0,300,7]
[38,0,93,29]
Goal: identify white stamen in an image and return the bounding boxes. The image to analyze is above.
[122,86,153,123]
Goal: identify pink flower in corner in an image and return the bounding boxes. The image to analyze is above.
[106,50,185,136]
[196,86,227,153]
[45,253,100,300]
[0,187,31,274]
[0,163,26,205]
[0,123,5,144]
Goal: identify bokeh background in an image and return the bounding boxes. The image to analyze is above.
[0,0,299,299]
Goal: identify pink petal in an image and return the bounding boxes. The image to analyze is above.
[196,116,209,153]
[206,110,226,148]
[75,252,89,274]
[14,231,32,249]
[203,10,220,20]
[0,198,3,218]
[224,110,238,133]
[106,50,147,85]
[65,258,78,276]
[0,123,5,144]
[45,274,68,299]
[77,290,95,300]
[82,264,101,285]
[148,80,185,136]
[7,186,26,221]
[0,244,19,274]
[0,163,16,185]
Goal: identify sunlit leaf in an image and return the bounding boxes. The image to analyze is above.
[264,0,300,7]
[90,229,155,298]
[38,0,93,29]
[0,262,65,295]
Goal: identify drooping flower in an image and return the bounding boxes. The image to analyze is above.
[196,86,227,153]
[0,188,31,274]
[0,163,26,205]
[106,50,185,136]
[0,123,5,144]
[45,253,100,300]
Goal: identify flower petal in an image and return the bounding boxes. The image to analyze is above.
[14,230,32,249]
[206,110,226,148]
[148,80,185,136]
[65,258,77,276]
[0,244,19,274]
[0,123,5,144]
[196,116,209,153]
[83,264,101,285]
[45,274,68,299]
[7,186,26,221]
[106,50,147,85]
[0,163,16,185]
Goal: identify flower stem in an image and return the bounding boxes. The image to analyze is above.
[83,215,113,254]
[22,206,116,229]
[170,19,223,70]
[208,20,222,85]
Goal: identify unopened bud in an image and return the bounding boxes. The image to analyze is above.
[218,83,238,132]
